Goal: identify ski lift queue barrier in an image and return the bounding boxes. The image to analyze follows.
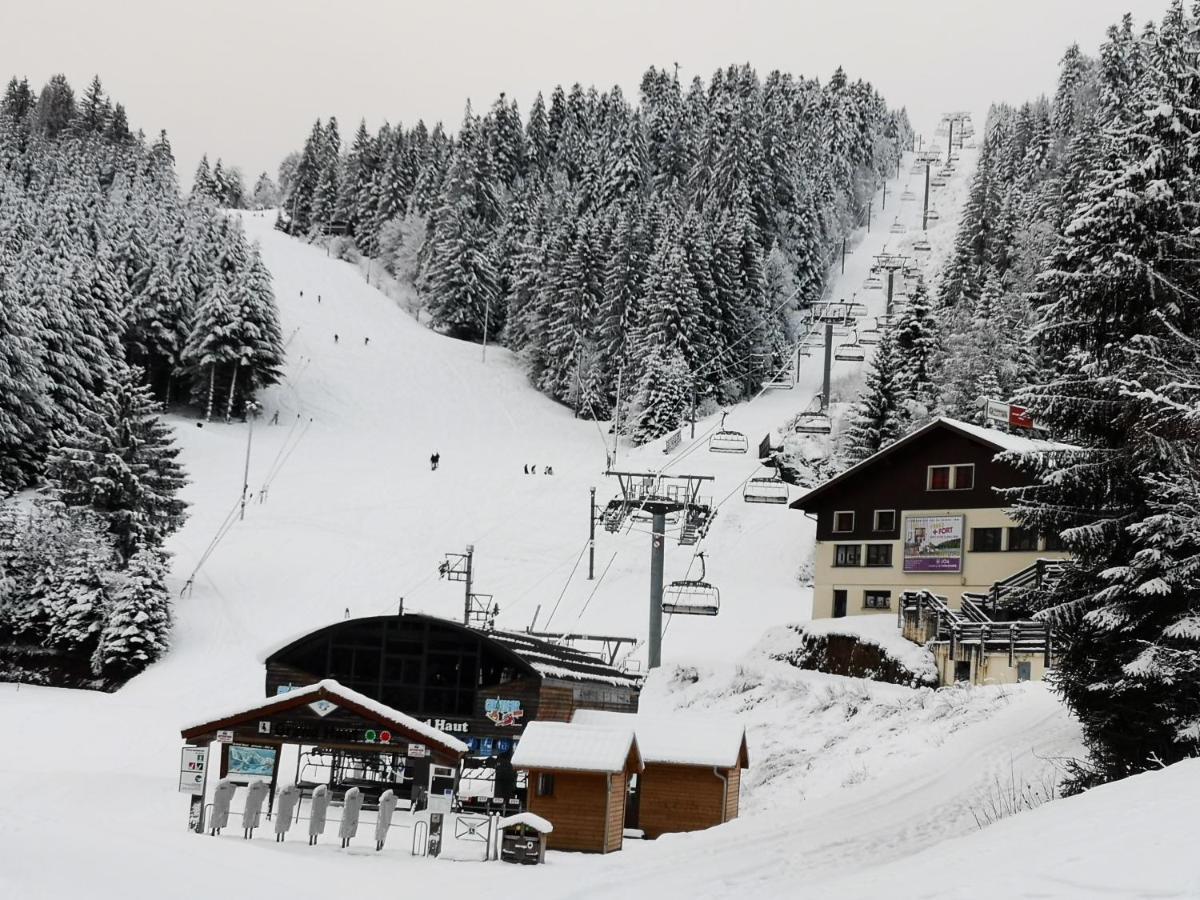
[198,779,505,861]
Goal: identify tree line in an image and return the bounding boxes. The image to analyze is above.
[280,65,911,441]
[0,73,284,687]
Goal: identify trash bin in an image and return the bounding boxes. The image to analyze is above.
[498,813,552,865]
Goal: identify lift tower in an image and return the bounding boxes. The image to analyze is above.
[601,470,716,669]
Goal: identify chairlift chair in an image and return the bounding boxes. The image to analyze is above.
[901,189,916,202]
[876,313,896,328]
[848,302,868,318]
[794,411,832,435]
[930,177,947,188]
[913,236,932,253]
[708,411,749,453]
[889,218,906,234]
[835,333,866,362]
[925,208,941,223]
[859,327,882,345]
[863,275,883,290]
[743,472,789,504]
[662,553,720,616]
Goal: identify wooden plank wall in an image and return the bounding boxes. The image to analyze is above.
[526,769,609,852]
[724,766,740,821]
[605,772,627,853]
[638,763,729,839]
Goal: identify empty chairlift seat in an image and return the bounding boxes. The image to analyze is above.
[709,429,748,453]
[863,275,883,291]
[889,218,906,234]
[835,335,866,362]
[743,474,788,504]
[913,235,932,253]
[925,207,941,223]
[662,553,720,616]
[858,327,881,345]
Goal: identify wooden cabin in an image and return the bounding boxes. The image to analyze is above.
[510,722,642,853]
[573,710,749,839]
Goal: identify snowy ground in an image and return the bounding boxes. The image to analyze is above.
[10,121,1192,899]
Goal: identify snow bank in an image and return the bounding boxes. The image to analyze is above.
[510,722,638,773]
[758,616,938,687]
[497,811,553,833]
[571,709,747,768]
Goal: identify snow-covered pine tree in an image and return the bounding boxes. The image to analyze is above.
[47,363,188,563]
[841,329,909,465]
[1005,0,1200,791]
[90,546,171,679]
[629,347,691,444]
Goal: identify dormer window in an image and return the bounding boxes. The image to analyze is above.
[928,464,974,491]
[833,511,855,533]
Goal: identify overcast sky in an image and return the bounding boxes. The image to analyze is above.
[1,0,1173,186]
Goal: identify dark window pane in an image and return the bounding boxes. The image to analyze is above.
[834,544,861,567]
[971,528,1002,552]
[1008,527,1038,551]
[874,510,896,531]
[865,544,892,566]
[929,466,951,490]
[834,511,854,532]
[864,591,891,609]
[954,465,975,489]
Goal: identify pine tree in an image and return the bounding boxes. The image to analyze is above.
[629,347,691,443]
[47,364,188,563]
[90,546,171,678]
[842,330,909,464]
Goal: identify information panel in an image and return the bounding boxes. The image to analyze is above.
[903,515,964,573]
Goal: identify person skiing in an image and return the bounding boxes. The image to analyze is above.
[364,336,370,346]
[430,452,440,471]
[334,333,339,344]
[270,410,280,425]
[545,465,554,475]
[300,290,304,297]
[530,464,537,475]
[523,464,529,475]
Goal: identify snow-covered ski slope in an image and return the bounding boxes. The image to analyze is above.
[159,140,977,703]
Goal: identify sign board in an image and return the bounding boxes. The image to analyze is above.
[178,746,208,794]
[983,399,1009,425]
[903,515,964,573]
[408,743,428,758]
[216,729,234,743]
[227,744,277,781]
[1008,404,1033,430]
[484,698,524,727]
[662,429,682,454]
[309,699,337,717]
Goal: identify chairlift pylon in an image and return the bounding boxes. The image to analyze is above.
[662,552,720,616]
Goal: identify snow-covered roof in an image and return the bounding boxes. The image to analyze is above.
[792,416,1076,509]
[180,679,469,755]
[571,710,749,769]
[497,812,554,833]
[510,722,641,773]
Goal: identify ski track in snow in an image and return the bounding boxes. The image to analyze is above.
[9,126,1178,899]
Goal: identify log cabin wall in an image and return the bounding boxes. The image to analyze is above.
[638,763,734,839]
[526,769,611,852]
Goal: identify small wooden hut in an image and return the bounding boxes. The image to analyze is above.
[573,710,749,839]
[510,722,641,853]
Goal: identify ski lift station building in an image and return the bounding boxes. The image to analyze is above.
[250,614,639,801]
[791,417,1073,621]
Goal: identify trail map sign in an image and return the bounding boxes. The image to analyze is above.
[903,515,964,573]
[179,746,208,794]
[227,744,277,780]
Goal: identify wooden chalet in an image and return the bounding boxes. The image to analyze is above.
[573,710,749,838]
[510,722,642,853]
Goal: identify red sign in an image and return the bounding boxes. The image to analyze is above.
[379,730,392,743]
[1008,405,1033,430]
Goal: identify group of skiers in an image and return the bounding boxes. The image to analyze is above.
[524,464,553,475]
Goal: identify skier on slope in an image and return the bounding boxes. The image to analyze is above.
[430,452,440,471]
[334,333,339,344]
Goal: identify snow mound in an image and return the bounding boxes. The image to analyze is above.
[757,616,938,687]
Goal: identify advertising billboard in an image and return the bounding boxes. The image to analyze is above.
[903,515,964,573]
[227,744,277,781]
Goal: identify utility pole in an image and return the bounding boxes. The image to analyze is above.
[463,544,474,626]
[240,401,260,521]
[588,487,596,580]
[866,199,872,233]
[649,512,665,669]
[882,180,887,211]
[841,237,847,274]
[612,368,622,467]
[481,294,491,363]
[821,322,834,411]
[887,270,896,321]
[947,119,954,161]
[440,546,476,626]
[923,162,931,231]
